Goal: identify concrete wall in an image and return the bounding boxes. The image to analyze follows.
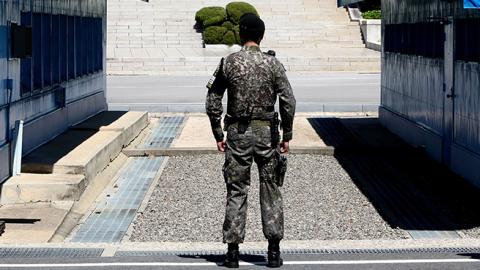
[380,0,480,186]
[360,19,381,51]
[0,0,107,183]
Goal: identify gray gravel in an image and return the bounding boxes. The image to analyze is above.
[130,155,409,242]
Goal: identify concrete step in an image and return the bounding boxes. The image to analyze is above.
[106,0,370,73]
[107,58,380,75]
[22,111,148,183]
[1,174,86,204]
[0,202,73,243]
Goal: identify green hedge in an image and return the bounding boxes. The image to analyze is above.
[195,7,227,25]
[226,2,258,24]
[222,21,234,31]
[203,26,228,44]
[196,2,259,45]
[362,10,381,19]
[223,31,236,45]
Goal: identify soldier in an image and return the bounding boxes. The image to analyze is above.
[205,13,296,268]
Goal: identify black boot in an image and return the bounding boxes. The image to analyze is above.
[267,240,283,268]
[223,244,239,268]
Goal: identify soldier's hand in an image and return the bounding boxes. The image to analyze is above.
[217,141,227,152]
[280,141,290,154]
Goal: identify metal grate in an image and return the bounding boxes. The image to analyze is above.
[115,247,480,257]
[408,230,461,239]
[143,116,184,148]
[0,248,103,258]
[71,157,165,243]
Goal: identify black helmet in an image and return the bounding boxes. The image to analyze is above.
[239,13,265,44]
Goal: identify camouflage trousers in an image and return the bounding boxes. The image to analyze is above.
[222,124,284,244]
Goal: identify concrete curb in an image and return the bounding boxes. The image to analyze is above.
[122,147,335,157]
[54,111,149,183]
[1,174,86,204]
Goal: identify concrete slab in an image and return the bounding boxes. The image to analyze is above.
[22,130,98,174]
[1,174,86,204]
[53,130,123,182]
[172,116,218,149]
[73,111,149,147]
[290,117,327,148]
[172,115,326,149]
[0,202,72,244]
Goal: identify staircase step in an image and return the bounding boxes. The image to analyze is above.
[1,174,86,204]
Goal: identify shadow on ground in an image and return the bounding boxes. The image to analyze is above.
[308,117,480,232]
[22,111,127,173]
[178,254,266,266]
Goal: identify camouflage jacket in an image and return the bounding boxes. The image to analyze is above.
[205,45,296,142]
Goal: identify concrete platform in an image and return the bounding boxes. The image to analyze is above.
[73,111,148,147]
[1,174,86,204]
[172,115,327,149]
[0,202,72,244]
[7,111,148,205]
[22,111,148,182]
[53,130,123,182]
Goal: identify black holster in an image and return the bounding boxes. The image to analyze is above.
[271,113,287,187]
[276,151,287,187]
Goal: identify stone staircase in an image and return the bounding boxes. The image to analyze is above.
[107,0,380,75]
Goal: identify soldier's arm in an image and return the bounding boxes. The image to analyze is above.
[206,58,228,142]
[274,60,296,142]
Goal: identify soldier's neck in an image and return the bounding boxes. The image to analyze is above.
[244,41,259,47]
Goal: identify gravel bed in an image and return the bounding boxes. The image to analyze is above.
[130,155,409,242]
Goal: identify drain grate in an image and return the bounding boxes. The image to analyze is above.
[0,248,103,258]
[115,247,480,257]
[143,116,184,148]
[71,157,165,243]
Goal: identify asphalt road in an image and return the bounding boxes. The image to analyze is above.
[0,253,479,269]
[107,73,380,112]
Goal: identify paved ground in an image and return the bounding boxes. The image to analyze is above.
[107,73,380,112]
[131,116,480,242]
[130,154,407,242]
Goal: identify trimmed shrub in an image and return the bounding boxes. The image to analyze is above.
[226,2,259,24]
[196,2,258,45]
[204,26,228,44]
[222,21,234,31]
[362,10,381,19]
[223,31,236,45]
[195,7,227,24]
[204,15,227,27]
[233,25,241,44]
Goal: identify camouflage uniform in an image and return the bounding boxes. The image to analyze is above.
[206,45,296,244]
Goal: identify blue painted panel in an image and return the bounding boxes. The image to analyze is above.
[20,12,32,95]
[454,62,480,155]
[41,13,51,87]
[51,14,60,84]
[68,16,75,79]
[95,18,103,71]
[381,53,444,135]
[465,0,480,8]
[75,16,82,77]
[337,0,363,7]
[32,13,42,90]
[0,26,6,59]
[87,17,93,74]
[59,15,67,81]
